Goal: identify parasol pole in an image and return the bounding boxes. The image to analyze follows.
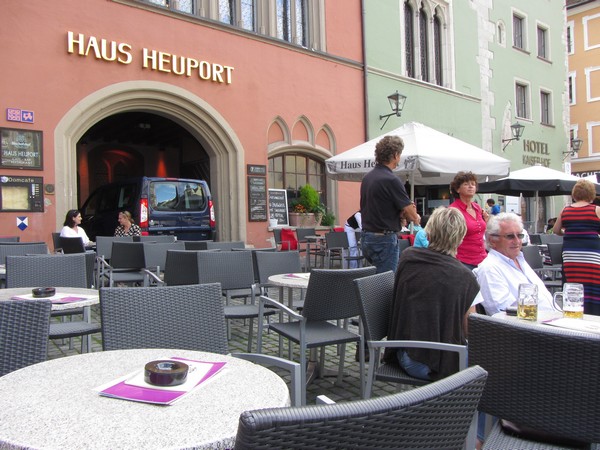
[535,190,539,233]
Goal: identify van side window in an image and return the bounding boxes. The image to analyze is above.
[117,184,136,211]
[181,183,206,211]
[150,182,179,211]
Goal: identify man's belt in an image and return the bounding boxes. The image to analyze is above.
[364,230,398,235]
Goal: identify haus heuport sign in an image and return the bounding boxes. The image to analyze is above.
[1,128,43,170]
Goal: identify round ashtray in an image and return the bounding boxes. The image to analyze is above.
[144,360,189,387]
[32,287,56,298]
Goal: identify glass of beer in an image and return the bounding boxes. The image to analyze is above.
[518,283,538,321]
[553,283,584,319]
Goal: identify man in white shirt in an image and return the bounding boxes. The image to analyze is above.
[474,212,554,315]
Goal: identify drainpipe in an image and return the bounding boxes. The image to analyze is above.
[360,0,369,142]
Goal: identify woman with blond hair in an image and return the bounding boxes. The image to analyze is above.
[384,206,479,381]
[114,211,142,237]
[554,179,600,315]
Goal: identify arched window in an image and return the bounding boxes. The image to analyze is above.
[404,2,415,78]
[268,153,325,207]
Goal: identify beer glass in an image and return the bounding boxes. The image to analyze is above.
[518,283,538,321]
[553,283,584,319]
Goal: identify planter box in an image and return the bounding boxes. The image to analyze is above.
[289,212,322,228]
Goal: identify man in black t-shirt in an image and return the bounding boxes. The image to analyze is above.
[360,136,420,273]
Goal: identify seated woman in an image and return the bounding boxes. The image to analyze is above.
[60,209,93,247]
[383,206,479,381]
[114,211,142,237]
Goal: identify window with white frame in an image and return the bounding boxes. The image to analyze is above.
[276,0,306,46]
[537,24,549,60]
[516,82,530,119]
[218,0,256,31]
[540,90,552,125]
[497,21,506,47]
[567,21,574,55]
[585,67,600,102]
[268,153,326,206]
[513,12,526,50]
[583,13,600,51]
[588,122,600,155]
[403,1,451,88]
[568,72,576,105]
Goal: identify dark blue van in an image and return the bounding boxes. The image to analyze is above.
[80,177,215,240]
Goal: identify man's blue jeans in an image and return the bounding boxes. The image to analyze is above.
[361,232,399,274]
[398,350,432,381]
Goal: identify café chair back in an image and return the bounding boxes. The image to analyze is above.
[101,283,228,354]
[468,313,600,448]
[51,232,61,251]
[205,240,245,251]
[354,271,468,397]
[254,250,304,309]
[546,242,563,266]
[231,247,277,283]
[95,236,133,261]
[182,240,212,250]
[235,365,488,450]
[522,245,561,292]
[0,300,52,377]
[0,242,48,265]
[163,249,200,285]
[0,236,19,243]
[257,266,376,404]
[540,233,563,245]
[58,237,86,254]
[133,235,177,243]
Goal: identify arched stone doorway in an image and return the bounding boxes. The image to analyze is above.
[54,81,245,241]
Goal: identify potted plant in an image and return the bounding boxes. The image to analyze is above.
[289,184,324,227]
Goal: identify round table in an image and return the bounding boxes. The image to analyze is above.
[0,349,290,450]
[268,273,309,309]
[0,287,99,311]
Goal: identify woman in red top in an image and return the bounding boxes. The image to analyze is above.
[449,171,489,269]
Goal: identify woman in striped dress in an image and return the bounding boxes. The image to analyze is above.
[554,179,600,315]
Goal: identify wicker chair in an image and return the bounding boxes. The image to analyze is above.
[100,283,302,406]
[257,267,376,404]
[234,365,488,450]
[0,300,52,377]
[468,313,600,448]
[254,250,304,308]
[96,241,160,287]
[143,241,185,279]
[353,271,468,398]
[5,253,101,353]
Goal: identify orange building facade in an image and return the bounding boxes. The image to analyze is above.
[1,1,365,246]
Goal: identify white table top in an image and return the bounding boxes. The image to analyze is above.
[268,273,310,289]
[0,349,290,450]
[0,287,98,311]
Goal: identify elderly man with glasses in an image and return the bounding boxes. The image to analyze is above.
[474,212,554,315]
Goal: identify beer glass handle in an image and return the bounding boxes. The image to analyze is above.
[553,292,564,312]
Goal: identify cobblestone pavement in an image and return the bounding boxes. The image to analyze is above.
[47,288,407,405]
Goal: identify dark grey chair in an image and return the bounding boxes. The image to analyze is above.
[254,250,305,310]
[0,242,48,265]
[540,233,563,245]
[197,251,275,352]
[163,249,201,285]
[58,236,86,254]
[5,253,101,353]
[95,236,134,261]
[133,235,177,243]
[182,240,212,250]
[97,241,160,287]
[257,267,376,404]
[231,247,277,283]
[324,231,364,269]
[469,313,600,448]
[101,283,228,354]
[547,242,563,266]
[205,240,245,251]
[0,236,20,243]
[354,271,468,396]
[234,365,488,450]
[522,245,561,292]
[100,283,303,406]
[0,300,52,377]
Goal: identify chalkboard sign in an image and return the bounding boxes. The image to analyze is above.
[248,176,267,222]
[0,128,43,170]
[268,189,289,226]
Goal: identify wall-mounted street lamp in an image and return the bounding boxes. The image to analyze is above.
[379,91,407,130]
[563,137,583,159]
[501,121,525,151]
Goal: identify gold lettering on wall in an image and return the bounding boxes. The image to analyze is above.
[522,140,550,167]
[67,31,234,84]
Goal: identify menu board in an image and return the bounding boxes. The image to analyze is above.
[0,128,43,170]
[268,189,289,226]
[248,176,267,222]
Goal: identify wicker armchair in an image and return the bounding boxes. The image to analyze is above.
[0,300,52,377]
[234,365,488,450]
[469,313,600,448]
